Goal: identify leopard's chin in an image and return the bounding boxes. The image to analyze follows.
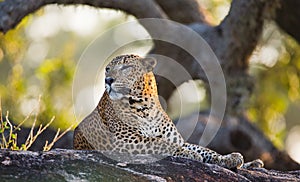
[107,89,124,100]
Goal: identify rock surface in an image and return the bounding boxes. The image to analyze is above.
[0,149,299,181]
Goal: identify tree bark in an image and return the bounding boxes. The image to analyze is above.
[276,0,300,43]
[155,0,280,110]
[154,0,206,24]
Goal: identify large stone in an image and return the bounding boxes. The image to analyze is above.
[0,149,299,181]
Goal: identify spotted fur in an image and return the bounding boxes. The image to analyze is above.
[73,55,263,169]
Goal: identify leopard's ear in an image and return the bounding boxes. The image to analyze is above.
[141,57,157,72]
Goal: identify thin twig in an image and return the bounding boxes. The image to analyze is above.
[13,108,35,132]
[0,97,5,148]
[24,112,37,149]
[43,124,74,151]
[43,128,60,151]
[24,116,55,150]
[0,95,66,151]
[5,111,12,148]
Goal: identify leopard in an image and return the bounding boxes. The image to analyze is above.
[73,54,263,169]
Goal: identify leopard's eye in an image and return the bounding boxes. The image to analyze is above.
[120,65,133,71]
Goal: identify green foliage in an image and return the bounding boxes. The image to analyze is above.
[0,7,129,130]
[247,29,300,149]
[0,10,76,129]
[199,0,232,25]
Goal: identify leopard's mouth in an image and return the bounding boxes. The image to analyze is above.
[105,83,111,94]
[105,84,125,100]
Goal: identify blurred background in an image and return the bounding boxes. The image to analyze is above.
[0,0,299,162]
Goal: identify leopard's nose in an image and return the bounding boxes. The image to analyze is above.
[105,77,114,85]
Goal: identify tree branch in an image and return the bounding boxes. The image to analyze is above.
[184,113,300,171]
[156,0,281,112]
[154,0,206,24]
[276,0,300,43]
[205,0,279,70]
[0,0,167,33]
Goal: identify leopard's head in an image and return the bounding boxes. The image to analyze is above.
[105,55,157,100]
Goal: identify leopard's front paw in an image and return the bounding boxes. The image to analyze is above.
[242,159,264,169]
[220,152,244,169]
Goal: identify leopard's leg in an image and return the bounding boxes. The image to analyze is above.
[173,147,203,161]
[242,159,264,169]
[182,143,244,169]
[182,143,264,169]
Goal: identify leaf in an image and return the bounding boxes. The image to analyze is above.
[11,133,17,139]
